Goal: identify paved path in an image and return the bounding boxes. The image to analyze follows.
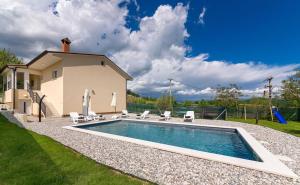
[16,114,300,185]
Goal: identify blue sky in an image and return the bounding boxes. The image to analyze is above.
[0,0,299,100]
[128,0,300,66]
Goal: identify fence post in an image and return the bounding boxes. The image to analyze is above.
[298,108,300,122]
[255,106,259,124]
[244,105,247,120]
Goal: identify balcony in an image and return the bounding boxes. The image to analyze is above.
[2,70,41,103]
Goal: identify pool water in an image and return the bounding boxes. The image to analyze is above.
[78,120,261,161]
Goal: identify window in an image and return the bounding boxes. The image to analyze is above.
[3,75,7,91]
[101,61,105,66]
[7,81,11,90]
[17,72,24,89]
[52,70,58,79]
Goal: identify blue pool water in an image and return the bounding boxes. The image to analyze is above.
[78,120,261,161]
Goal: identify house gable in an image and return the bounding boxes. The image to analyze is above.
[26,51,132,80]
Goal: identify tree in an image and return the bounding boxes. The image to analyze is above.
[249,97,268,106]
[0,49,23,69]
[156,95,174,112]
[183,100,193,107]
[249,97,270,120]
[215,84,242,108]
[281,70,300,107]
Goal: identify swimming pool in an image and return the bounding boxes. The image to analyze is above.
[64,119,297,178]
[78,120,260,161]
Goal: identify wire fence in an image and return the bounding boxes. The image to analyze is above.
[226,106,300,121]
[127,103,300,121]
[127,103,226,120]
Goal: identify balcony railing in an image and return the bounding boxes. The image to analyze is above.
[27,83,46,117]
[27,83,34,100]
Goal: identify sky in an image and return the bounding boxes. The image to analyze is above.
[0,0,299,100]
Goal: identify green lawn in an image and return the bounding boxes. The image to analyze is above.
[228,118,300,137]
[0,115,151,185]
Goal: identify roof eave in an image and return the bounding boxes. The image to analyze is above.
[0,64,27,73]
[26,50,49,67]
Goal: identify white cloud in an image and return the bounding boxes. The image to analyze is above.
[128,51,299,99]
[0,0,129,59]
[112,3,188,76]
[198,7,206,24]
[0,1,299,100]
[177,86,282,100]
[177,87,215,96]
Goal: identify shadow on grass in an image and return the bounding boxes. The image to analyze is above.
[0,115,69,185]
[283,129,300,136]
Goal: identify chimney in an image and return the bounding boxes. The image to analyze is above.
[61,37,71,52]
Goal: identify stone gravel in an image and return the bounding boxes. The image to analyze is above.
[9,114,300,185]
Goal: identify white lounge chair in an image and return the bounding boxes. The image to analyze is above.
[70,112,87,124]
[89,111,105,120]
[136,110,150,119]
[184,111,195,122]
[160,111,171,120]
[112,115,120,120]
[121,110,129,118]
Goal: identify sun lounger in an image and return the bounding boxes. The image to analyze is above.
[89,111,105,120]
[121,110,129,118]
[136,110,150,119]
[160,111,171,120]
[112,115,120,120]
[184,111,195,122]
[70,112,87,124]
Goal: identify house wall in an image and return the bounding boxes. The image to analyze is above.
[14,89,31,114]
[3,89,31,114]
[4,89,13,103]
[16,89,30,100]
[40,61,64,115]
[62,55,127,115]
[32,102,39,116]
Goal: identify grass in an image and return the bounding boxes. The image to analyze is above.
[0,115,152,185]
[228,118,300,137]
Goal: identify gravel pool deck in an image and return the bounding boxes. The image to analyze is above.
[15,114,300,185]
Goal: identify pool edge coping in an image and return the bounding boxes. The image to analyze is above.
[63,119,298,179]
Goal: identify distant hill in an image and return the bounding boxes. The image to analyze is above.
[127,90,157,104]
[127,90,140,97]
